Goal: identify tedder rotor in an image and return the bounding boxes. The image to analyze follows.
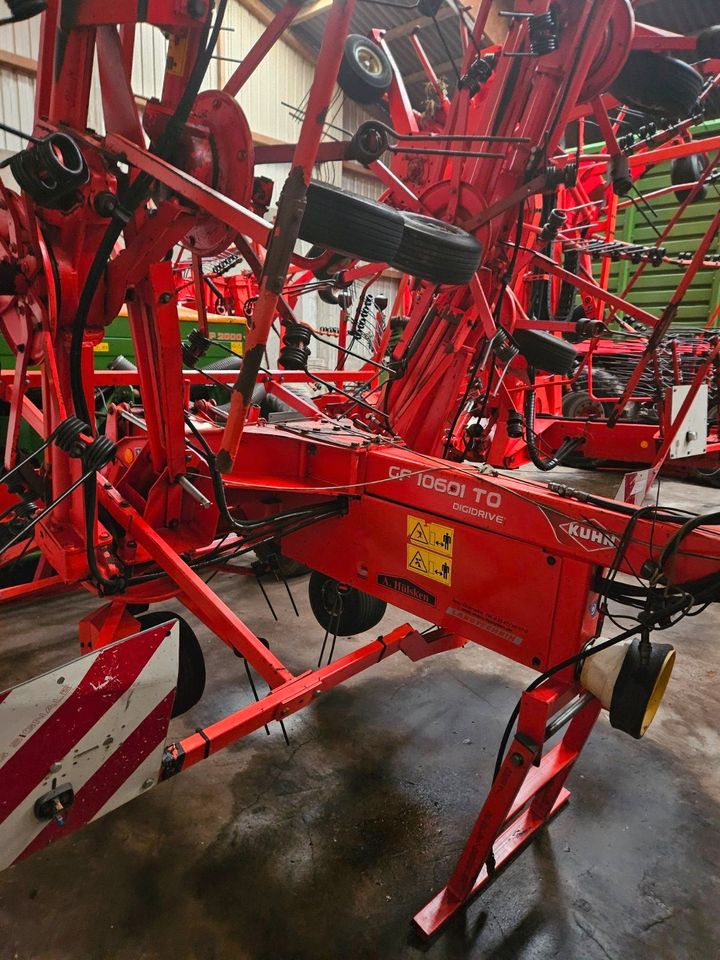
[1,0,720,939]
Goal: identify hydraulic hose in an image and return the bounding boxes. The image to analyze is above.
[524,370,563,472]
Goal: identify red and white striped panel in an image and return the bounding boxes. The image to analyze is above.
[616,466,658,506]
[0,620,179,870]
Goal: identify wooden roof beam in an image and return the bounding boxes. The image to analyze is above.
[234,0,317,63]
[382,5,458,42]
[293,0,333,25]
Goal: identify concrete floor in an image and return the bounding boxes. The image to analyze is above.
[1,467,719,960]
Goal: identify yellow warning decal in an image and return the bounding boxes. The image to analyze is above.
[166,35,188,77]
[406,545,452,585]
[405,514,454,585]
[407,515,454,556]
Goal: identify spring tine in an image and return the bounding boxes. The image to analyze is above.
[278,719,290,746]
[325,596,344,666]
[317,627,330,668]
[281,572,300,617]
[243,658,271,736]
[255,572,278,621]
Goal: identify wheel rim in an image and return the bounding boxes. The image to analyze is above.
[564,391,605,419]
[319,579,348,618]
[355,44,383,77]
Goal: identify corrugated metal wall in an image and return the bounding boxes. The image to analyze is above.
[0,15,40,153]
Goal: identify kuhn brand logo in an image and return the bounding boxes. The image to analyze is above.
[558,521,615,552]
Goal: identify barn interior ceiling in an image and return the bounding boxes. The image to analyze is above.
[257,0,720,106]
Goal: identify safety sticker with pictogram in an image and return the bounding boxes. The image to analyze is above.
[406,516,454,556]
[406,515,454,585]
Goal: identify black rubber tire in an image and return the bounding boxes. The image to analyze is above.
[254,541,311,579]
[514,329,579,376]
[299,182,404,263]
[308,572,387,637]
[0,553,38,589]
[697,467,720,489]
[203,354,242,372]
[562,390,607,420]
[697,26,720,60]
[610,52,704,119]
[700,84,720,121]
[671,154,709,204]
[137,611,206,718]
[337,35,392,105]
[389,212,482,285]
[575,367,624,398]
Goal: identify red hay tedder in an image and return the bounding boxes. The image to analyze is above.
[1,0,720,938]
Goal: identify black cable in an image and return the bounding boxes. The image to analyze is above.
[431,12,462,85]
[492,624,643,783]
[183,414,347,535]
[303,368,391,426]
[443,202,524,459]
[450,0,483,60]
[69,0,227,425]
[126,504,341,586]
[656,510,720,575]
[523,368,582,471]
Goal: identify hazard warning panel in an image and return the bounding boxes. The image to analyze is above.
[406,514,454,585]
[406,516,454,556]
[0,621,179,871]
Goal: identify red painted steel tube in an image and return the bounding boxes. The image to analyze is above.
[163,623,420,773]
[223,0,304,97]
[97,480,294,688]
[105,134,273,246]
[216,0,358,473]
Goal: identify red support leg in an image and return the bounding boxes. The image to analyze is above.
[413,684,601,938]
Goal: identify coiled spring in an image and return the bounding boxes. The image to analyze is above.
[10,132,87,209]
[529,9,559,56]
[353,294,374,344]
[53,417,116,471]
[54,416,89,456]
[544,161,577,190]
[279,324,312,370]
[182,328,212,368]
[82,435,116,472]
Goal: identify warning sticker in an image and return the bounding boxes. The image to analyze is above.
[166,35,188,77]
[407,516,454,556]
[406,545,452,585]
[405,514,454,585]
